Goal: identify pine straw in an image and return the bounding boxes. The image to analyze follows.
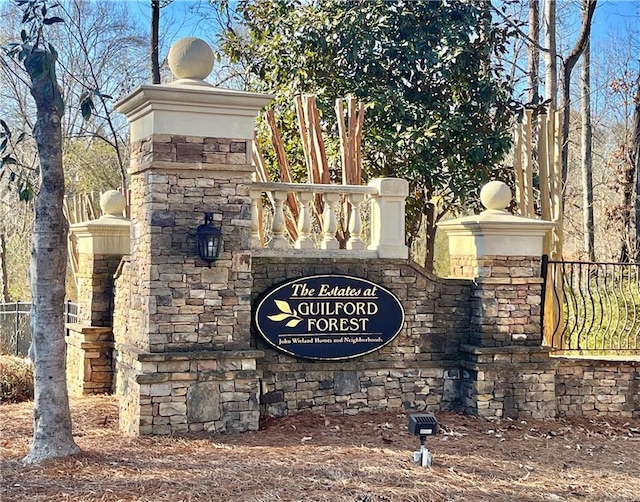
[1,396,639,502]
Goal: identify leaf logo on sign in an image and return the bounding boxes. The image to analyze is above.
[267,300,303,328]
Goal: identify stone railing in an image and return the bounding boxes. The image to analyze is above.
[251,178,408,259]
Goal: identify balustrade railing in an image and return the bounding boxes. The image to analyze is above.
[251,178,409,259]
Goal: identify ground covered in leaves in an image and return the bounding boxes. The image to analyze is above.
[1,396,639,502]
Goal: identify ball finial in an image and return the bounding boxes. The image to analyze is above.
[480,181,512,211]
[167,37,214,82]
[100,190,126,218]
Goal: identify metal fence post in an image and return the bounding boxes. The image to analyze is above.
[540,254,548,334]
[15,301,19,356]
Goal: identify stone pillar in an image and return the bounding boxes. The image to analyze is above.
[367,178,409,259]
[438,181,558,419]
[114,37,269,435]
[66,190,130,396]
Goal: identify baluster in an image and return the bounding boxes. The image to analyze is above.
[346,193,366,250]
[269,191,289,249]
[250,190,262,248]
[321,192,341,250]
[295,191,314,249]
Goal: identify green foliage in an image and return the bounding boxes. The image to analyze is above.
[79,90,113,121]
[0,118,34,201]
[0,355,34,404]
[64,138,122,195]
[220,0,515,267]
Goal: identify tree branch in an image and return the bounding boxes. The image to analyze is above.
[562,0,598,75]
[489,3,549,54]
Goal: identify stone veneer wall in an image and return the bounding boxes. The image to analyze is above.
[449,255,540,280]
[459,346,558,419]
[555,359,640,419]
[66,252,121,395]
[455,255,555,419]
[111,250,640,428]
[108,151,639,428]
[457,256,543,347]
[76,253,123,327]
[252,257,471,417]
[113,257,138,430]
[122,134,253,353]
[114,255,262,435]
[112,134,263,435]
[65,325,114,396]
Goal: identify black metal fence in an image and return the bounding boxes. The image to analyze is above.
[0,301,78,357]
[542,256,640,354]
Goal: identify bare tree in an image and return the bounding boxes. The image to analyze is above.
[58,0,148,189]
[491,0,635,262]
[580,7,595,261]
[543,0,557,105]
[633,67,640,259]
[560,0,597,184]
[150,0,176,84]
[528,0,540,102]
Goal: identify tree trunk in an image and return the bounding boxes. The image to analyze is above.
[580,26,595,261]
[151,0,161,84]
[23,48,79,464]
[633,67,640,260]
[560,0,597,184]
[543,0,557,106]
[619,161,634,263]
[423,203,436,274]
[528,0,540,103]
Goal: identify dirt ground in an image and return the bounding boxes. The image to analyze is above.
[1,396,639,502]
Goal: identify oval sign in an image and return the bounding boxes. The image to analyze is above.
[254,275,404,360]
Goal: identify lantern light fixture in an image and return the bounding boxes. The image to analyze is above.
[196,212,222,267]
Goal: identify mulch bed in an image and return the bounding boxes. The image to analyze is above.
[1,396,639,501]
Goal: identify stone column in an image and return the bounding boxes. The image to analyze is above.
[66,190,130,396]
[114,37,269,435]
[438,181,558,419]
[367,178,409,259]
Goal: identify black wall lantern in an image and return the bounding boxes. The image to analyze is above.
[196,212,222,267]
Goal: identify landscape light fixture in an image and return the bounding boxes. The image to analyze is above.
[408,413,438,467]
[196,212,222,267]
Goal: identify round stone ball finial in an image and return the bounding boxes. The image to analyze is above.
[168,37,215,81]
[100,190,126,218]
[480,180,512,211]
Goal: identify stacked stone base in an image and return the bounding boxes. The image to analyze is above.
[260,366,461,418]
[114,344,263,435]
[461,345,558,419]
[556,359,640,419]
[65,325,114,396]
